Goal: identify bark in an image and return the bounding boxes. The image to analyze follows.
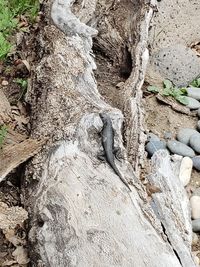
[23,0,195,266]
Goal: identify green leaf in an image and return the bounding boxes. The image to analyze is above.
[175,95,189,105]
[172,88,181,97]
[179,87,187,95]
[197,78,200,87]
[163,79,173,89]
[190,78,200,88]
[147,86,159,93]
[162,88,172,96]
[0,33,12,59]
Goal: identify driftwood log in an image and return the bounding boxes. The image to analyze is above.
[23,0,195,266]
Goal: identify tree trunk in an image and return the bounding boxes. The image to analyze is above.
[23,0,195,266]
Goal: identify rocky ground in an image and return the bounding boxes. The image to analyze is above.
[144,1,200,264]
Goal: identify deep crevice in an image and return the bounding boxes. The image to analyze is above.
[120,45,133,79]
[161,222,182,266]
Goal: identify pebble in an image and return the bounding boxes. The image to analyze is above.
[167,140,195,157]
[192,232,199,245]
[145,141,166,157]
[189,133,200,153]
[185,96,200,110]
[147,133,160,142]
[190,195,200,219]
[177,128,198,145]
[1,80,8,86]
[186,86,200,100]
[179,157,193,186]
[192,219,200,232]
[192,156,200,171]
[116,82,124,88]
[197,120,200,132]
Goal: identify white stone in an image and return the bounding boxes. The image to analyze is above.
[192,233,198,246]
[179,157,193,187]
[190,195,200,219]
[1,80,8,86]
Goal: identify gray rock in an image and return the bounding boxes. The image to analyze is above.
[197,121,200,132]
[177,128,198,145]
[146,45,200,87]
[167,140,195,157]
[185,96,200,110]
[146,0,200,88]
[186,87,200,100]
[192,156,200,171]
[192,219,200,233]
[145,141,166,157]
[147,133,160,142]
[189,133,200,153]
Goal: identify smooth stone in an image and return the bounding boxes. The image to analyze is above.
[179,157,193,186]
[147,133,160,142]
[189,133,200,153]
[177,128,198,145]
[190,195,200,219]
[197,120,200,132]
[192,156,200,171]
[145,141,166,157]
[192,219,200,232]
[185,96,200,110]
[192,232,199,245]
[167,140,195,157]
[198,107,200,118]
[186,86,200,100]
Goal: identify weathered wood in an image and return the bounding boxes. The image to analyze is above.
[0,139,45,183]
[148,150,194,267]
[23,0,195,266]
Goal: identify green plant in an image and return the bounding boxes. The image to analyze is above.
[0,0,39,60]
[147,85,159,93]
[147,79,189,105]
[9,0,39,20]
[14,78,28,100]
[0,33,13,59]
[0,6,18,35]
[0,125,7,149]
[190,78,200,88]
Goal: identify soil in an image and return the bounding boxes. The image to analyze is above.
[0,11,43,267]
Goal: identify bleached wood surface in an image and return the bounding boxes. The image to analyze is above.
[23,0,195,266]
